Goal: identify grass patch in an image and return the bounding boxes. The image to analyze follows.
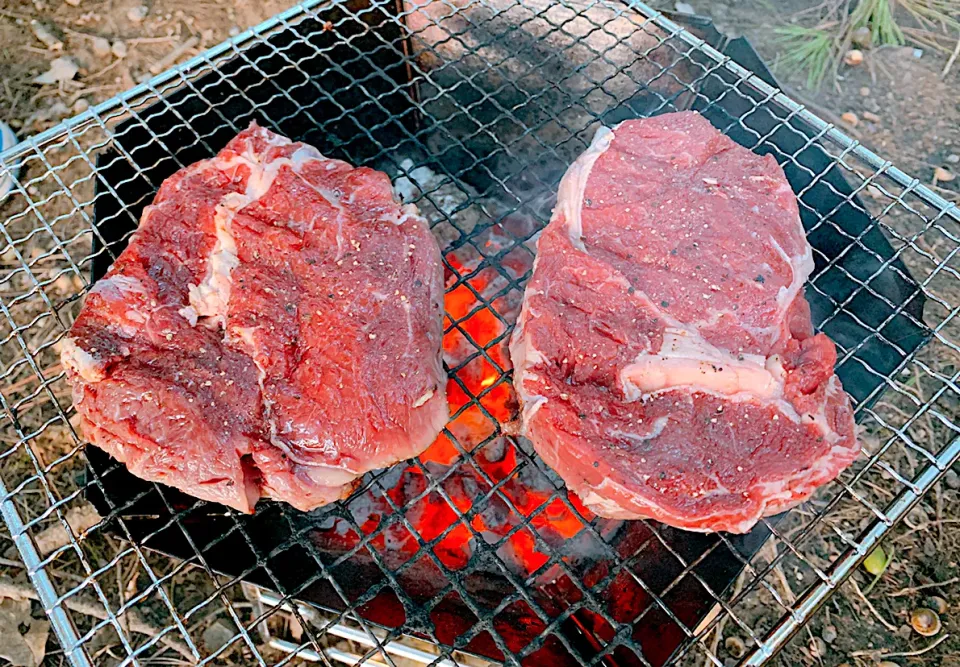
[774,25,839,88]
[776,0,960,88]
[851,0,905,46]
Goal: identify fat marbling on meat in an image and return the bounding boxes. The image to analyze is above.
[62,123,447,513]
[510,111,858,533]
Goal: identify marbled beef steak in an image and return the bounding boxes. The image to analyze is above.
[511,111,858,533]
[63,123,447,513]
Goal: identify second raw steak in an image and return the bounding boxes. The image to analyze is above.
[511,111,858,533]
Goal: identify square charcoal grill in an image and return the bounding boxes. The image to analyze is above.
[0,1,957,666]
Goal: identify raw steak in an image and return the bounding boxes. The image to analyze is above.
[510,112,858,533]
[62,123,447,513]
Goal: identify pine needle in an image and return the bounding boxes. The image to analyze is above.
[776,0,960,85]
[851,0,905,47]
[774,25,838,89]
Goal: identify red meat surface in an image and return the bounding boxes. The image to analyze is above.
[510,111,858,533]
[62,123,447,513]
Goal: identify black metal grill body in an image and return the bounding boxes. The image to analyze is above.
[0,2,957,666]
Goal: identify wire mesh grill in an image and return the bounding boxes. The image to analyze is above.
[1,1,959,665]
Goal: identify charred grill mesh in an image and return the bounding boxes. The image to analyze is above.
[1,1,958,666]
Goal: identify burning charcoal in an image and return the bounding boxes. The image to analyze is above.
[464,473,481,499]
[517,463,557,494]
[401,469,427,504]
[383,522,411,551]
[377,466,405,492]
[477,495,512,533]
[347,490,385,530]
[313,513,338,532]
[481,437,507,463]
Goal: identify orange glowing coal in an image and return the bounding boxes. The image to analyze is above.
[319,220,589,579]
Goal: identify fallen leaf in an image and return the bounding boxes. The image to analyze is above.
[934,167,955,183]
[23,101,70,129]
[33,503,101,556]
[91,36,112,58]
[29,20,63,50]
[288,614,303,642]
[32,57,79,85]
[0,599,49,667]
[840,112,859,127]
[127,5,148,22]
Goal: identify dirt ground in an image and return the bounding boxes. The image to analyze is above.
[675,3,960,666]
[1,0,959,666]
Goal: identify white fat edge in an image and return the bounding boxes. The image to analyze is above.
[60,336,105,383]
[577,489,638,519]
[620,327,787,401]
[749,476,805,508]
[187,199,241,327]
[512,340,548,428]
[178,305,199,326]
[576,476,746,533]
[798,375,852,446]
[555,125,615,251]
[269,436,361,483]
[245,122,296,151]
[509,271,551,431]
[413,388,434,408]
[89,274,148,299]
[186,143,333,328]
[266,423,361,482]
[296,464,362,490]
[605,474,775,534]
[397,202,425,227]
[769,231,816,319]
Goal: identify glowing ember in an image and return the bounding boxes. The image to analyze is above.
[299,216,746,665]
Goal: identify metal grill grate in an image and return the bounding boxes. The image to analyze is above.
[1,1,959,665]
